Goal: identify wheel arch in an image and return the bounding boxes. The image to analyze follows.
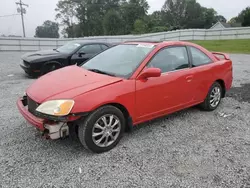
[215,79,226,98]
[43,60,62,67]
[41,60,63,75]
[93,102,133,132]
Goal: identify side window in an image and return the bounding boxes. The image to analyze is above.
[147,46,189,73]
[189,46,212,67]
[101,44,109,50]
[78,44,102,54]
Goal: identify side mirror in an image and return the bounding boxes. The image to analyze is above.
[78,52,86,57]
[137,68,161,80]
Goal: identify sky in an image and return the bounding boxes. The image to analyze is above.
[0,0,249,37]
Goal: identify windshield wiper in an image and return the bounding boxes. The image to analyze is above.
[88,69,116,77]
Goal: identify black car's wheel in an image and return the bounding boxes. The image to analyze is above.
[78,105,125,153]
[200,82,222,111]
[41,63,61,75]
[25,71,37,78]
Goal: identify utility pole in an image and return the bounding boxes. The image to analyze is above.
[16,0,28,37]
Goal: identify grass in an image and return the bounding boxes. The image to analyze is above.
[189,39,250,54]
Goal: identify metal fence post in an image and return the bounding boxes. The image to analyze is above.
[19,39,21,51]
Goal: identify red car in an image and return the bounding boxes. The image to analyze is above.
[17,41,233,153]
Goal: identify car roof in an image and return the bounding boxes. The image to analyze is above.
[122,40,216,62]
[69,40,198,48]
[123,40,201,47]
[68,40,113,45]
[123,40,162,44]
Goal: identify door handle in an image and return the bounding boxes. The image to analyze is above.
[186,75,193,82]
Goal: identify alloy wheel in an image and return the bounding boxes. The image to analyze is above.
[210,86,221,108]
[92,114,121,148]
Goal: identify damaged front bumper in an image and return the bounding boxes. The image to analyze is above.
[17,96,70,140]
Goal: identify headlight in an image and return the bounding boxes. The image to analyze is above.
[36,100,75,116]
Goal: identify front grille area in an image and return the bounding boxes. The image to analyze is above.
[34,111,68,122]
[27,96,40,114]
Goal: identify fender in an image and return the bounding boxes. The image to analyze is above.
[71,79,136,121]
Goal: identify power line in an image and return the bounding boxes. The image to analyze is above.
[16,0,29,37]
[0,14,20,18]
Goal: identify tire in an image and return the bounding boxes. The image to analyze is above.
[25,72,37,79]
[41,63,61,76]
[78,105,125,153]
[200,82,223,111]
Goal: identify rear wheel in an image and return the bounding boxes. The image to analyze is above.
[78,106,125,153]
[200,82,222,111]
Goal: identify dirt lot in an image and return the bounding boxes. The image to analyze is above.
[0,52,250,188]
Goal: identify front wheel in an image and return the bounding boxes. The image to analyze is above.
[78,106,125,153]
[200,82,222,111]
[41,63,61,76]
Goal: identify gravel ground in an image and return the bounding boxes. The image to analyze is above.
[0,52,250,188]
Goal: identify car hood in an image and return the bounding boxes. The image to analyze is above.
[26,66,123,103]
[22,50,66,62]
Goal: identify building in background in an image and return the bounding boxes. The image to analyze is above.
[210,21,242,29]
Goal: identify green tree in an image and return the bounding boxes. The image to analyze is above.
[216,15,227,23]
[55,0,78,37]
[184,0,204,28]
[75,0,122,36]
[240,7,250,26]
[102,0,121,13]
[148,11,165,28]
[235,7,250,23]
[103,10,123,35]
[161,0,218,29]
[228,17,237,24]
[84,5,104,36]
[35,20,60,38]
[242,12,250,26]
[120,0,149,34]
[62,23,83,38]
[143,12,168,33]
[133,19,147,34]
[202,8,217,28]
[162,0,186,29]
[54,0,228,37]
[228,7,250,26]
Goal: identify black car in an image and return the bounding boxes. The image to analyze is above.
[20,40,113,77]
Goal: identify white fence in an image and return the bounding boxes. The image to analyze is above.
[1,27,250,52]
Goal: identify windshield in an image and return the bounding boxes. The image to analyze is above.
[57,41,81,53]
[82,44,155,78]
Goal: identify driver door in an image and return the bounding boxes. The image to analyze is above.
[135,46,195,122]
[71,44,103,65]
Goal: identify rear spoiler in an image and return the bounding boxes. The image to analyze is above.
[211,52,230,60]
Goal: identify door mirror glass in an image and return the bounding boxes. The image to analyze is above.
[78,52,86,57]
[137,68,161,80]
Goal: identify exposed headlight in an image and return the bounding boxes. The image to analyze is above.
[36,100,75,116]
